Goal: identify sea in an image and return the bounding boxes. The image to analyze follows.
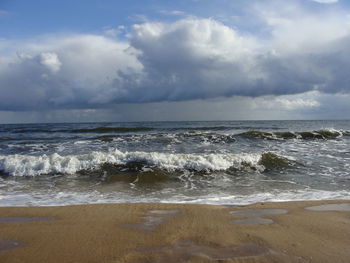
[0,120,350,206]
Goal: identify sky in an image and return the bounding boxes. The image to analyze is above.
[1,0,350,123]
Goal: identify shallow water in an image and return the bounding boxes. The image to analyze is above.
[124,216,166,232]
[0,217,56,223]
[230,209,288,216]
[149,210,181,215]
[0,240,22,253]
[135,240,271,262]
[305,203,350,211]
[1,120,350,206]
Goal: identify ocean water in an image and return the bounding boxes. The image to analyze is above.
[0,120,350,206]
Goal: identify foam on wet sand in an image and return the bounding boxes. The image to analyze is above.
[0,200,349,263]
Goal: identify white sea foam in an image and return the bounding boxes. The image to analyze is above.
[1,189,349,207]
[0,149,266,176]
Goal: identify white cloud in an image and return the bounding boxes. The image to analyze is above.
[103,25,127,38]
[128,18,263,101]
[0,34,141,109]
[311,0,338,4]
[39,52,62,73]
[276,98,320,110]
[256,1,349,54]
[1,3,350,115]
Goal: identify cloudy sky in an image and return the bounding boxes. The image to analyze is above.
[1,0,350,123]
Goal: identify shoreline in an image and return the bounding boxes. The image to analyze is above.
[1,200,349,263]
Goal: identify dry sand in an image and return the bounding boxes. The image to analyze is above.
[0,200,349,263]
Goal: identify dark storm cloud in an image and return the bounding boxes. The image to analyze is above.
[0,13,350,110]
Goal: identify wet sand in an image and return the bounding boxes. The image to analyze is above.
[0,200,349,263]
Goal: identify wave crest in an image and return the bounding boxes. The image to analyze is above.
[0,150,296,177]
[240,129,347,140]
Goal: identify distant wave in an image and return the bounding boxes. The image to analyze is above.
[7,125,283,134]
[70,127,154,133]
[0,150,295,177]
[95,129,350,144]
[12,127,155,134]
[238,129,349,140]
[13,129,59,133]
[170,126,232,131]
[0,137,15,141]
[68,125,284,133]
[8,125,350,140]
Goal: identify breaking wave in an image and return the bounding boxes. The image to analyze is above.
[93,129,349,145]
[239,129,349,140]
[0,150,295,177]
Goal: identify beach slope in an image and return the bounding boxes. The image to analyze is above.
[0,200,349,263]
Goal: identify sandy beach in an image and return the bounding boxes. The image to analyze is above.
[0,200,349,263]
